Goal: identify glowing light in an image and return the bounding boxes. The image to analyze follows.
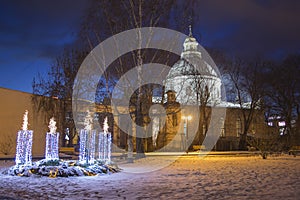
[45,117,59,160]
[104,117,111,163]
[15,110,33,165]
[278,121,286,127]
[48,117,57,134]
[65,128,70,141]
[103,117,109,133]
[65,134,69,141]
[79,113,112,164]
[79,130,96,164]
[182,115,192,120]
[79,111,96,164]
[97,117,111,163]
[22,110,28,131]
[84,110,93,131]
[98,132,104,160]
[107,132,112,163]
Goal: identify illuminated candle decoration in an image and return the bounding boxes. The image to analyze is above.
[79,110,96,164]
[45,117,59,160]
[97,117,111,163]
[15,110,33,165]
[103,117,109,133]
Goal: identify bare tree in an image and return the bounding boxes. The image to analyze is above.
[225,58,266,150]
[33,0,199,158]
[80,0,192,158]
[189,66,218,147]
[32,49,86,146]
[265,54,300,148]
[247,132,282,159]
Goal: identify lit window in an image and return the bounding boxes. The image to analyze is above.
[267,121,273,126]
[278,121,286,127]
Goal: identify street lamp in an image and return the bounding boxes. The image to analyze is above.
[182,115,192,153]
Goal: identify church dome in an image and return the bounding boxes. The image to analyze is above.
[166,57,218,79]
[164,26,222,105]
[168,25,220,79]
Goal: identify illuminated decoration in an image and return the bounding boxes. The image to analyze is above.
[79,110,96,164]
[278,121,286,127]
[98,117,112,163]
[79,112,112,164]
[10,113,119,177]
[45,117,59,160]
[15,110,33,165]
[65,128,70,141]
[8,159,120,177]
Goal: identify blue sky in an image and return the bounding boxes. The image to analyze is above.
[0,0,89,92]
[0,0,300,93]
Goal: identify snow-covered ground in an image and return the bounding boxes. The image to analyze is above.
[0,154,299,199]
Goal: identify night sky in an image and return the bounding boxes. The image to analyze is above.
[0,0,300,93]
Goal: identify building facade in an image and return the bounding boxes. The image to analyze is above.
[0,29,279,155]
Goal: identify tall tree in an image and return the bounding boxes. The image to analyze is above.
[265,54,300,147]
[79,0,195,158]
[33,0,199,157]
[225,58,266,150]
[32,49,86,146]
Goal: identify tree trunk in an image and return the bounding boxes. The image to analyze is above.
[238,133,248,150]
[127,134,134,163]
[135,9,145,158]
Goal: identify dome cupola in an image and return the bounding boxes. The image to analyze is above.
[181,25,202,59]
[164,26,222,105]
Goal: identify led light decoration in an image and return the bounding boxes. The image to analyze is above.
[45,117,59,160]
[15,110,33,165]
[79,110,96,164]
[97,117,111,163]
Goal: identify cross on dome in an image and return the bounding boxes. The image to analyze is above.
[182,25,198,55]
[189,24,193,37]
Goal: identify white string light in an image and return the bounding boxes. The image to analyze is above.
[15,110,33,165]
[45,117,59,160]
[79,110,96,164]
[97,117,111,163]
[79,113,112,164]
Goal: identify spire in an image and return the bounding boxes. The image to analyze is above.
[182,23,201,58]
[189,24,193,37]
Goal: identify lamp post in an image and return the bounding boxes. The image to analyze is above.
[182,115,192,153]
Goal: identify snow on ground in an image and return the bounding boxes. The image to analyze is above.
[0,154,299,200]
